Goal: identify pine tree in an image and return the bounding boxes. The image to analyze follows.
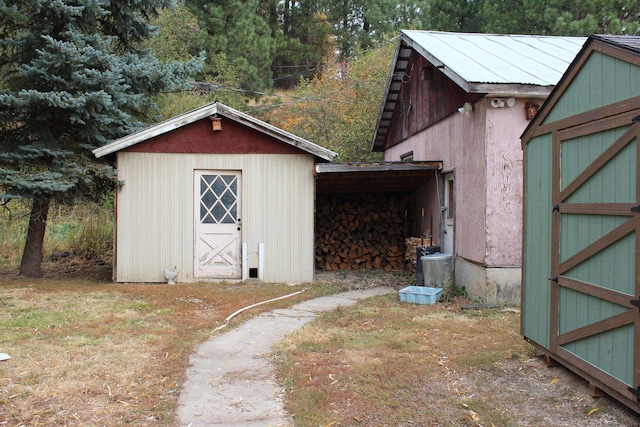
[480,0,640,35]
[428,0,484,33]
[187,0,274,93]
[268,0,334,90]
[0,0,202,277]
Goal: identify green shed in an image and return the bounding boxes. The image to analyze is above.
[521,35,640,413]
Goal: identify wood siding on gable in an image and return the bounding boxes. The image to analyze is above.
[123,118,306,155]
[385,54,478,150]
[542,51,640,127]
[115,153,316,284]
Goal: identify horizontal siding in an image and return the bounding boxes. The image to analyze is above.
[116,153,315,283]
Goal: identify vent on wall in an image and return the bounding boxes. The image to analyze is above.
[490,97,516,108]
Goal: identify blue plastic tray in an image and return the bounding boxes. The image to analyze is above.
[398,286,443,305]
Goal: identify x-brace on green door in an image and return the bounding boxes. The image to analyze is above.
[551,110,640,401]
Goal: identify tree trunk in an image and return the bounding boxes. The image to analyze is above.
[18,198,51,278]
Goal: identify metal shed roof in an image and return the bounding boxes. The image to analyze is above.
[592,34,640,55]
[372,31,587,152]
[400,30,587,91]
[93,102,337,162]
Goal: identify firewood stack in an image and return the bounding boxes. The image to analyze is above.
[404,237,437,272]
[404,237,424,272]
[315,194,411,271]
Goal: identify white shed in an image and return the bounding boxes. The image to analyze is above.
[94,102,336,284]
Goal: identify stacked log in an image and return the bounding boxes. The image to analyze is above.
[405,237,424,272]
[315,194,411,271]
[404,237,437,272]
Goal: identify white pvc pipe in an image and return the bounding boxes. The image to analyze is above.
[258,242,264,281]
[242,242,248,281]
[213,288,306,332]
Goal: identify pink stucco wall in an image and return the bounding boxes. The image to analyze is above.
[383,98,534,268]
[484,101,526,267]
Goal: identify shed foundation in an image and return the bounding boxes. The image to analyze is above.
[455,258,520,304]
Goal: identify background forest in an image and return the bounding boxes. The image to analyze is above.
[152,0,640,161]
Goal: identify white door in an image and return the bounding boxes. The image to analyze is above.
[443,172,454,254]
[194,170,242,279]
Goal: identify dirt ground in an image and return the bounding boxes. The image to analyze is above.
[314,270,640,426]
[466,356,639,426]
[2,261,639,425]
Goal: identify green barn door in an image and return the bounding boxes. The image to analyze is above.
[551,114,640,401]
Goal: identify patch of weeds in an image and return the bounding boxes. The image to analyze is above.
[66,203,114,260]
[0,296,16,308]
[64,334,100,347]
[152,400,178,424]
[124,317,145,326]
[47,222,77,243]
[463,398,512,426]
[294,340,324,353]
[462,307,505,318]
[289,389,332,426]
[118,301,149,311]
[0,201,114,270]
[457,350,503,372]
[151,308,173,316]
[6,308,67,329]
[449,282,467,298]
[386,339,412,351]
[344,332,385,350]
[1,331,34,344]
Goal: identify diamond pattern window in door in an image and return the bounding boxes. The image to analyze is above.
[200,175,238,224]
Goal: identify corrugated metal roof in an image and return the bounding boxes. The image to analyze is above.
[371,31,587,151]
[592,34,640,55]
[402,30,586,87]
[93,102,337,162]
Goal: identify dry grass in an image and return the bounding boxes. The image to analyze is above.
[275,296,640,427]
[0,266,344,426]
[2,264,639,427]
[0,201,114,271]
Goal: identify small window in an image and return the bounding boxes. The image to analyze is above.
[422,66,432,82]
[400,151,414,162]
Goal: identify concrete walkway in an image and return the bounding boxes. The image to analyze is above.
[177,287,394,426]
